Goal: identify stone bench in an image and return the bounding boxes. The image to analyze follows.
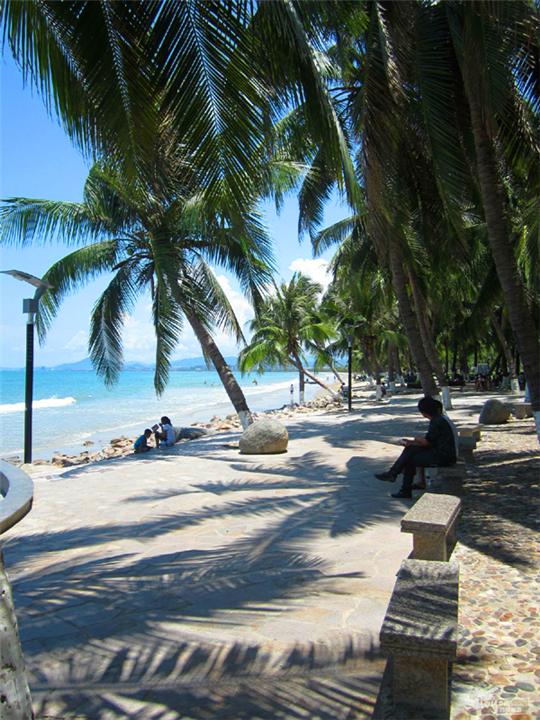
[457,427,482,462]
[401,492,461,561]
[380,559,459,717]
[457,425,482,441]
[427,461,467,496]
[511,402,532,420]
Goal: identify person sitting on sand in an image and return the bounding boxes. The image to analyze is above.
[154,416,175,447]
[374,396,457,498]
[134,428,153,454]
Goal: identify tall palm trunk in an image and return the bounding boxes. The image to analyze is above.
[491,312,519,391]
[298,369,305,405]
[466,90,540,434]
[290,350,337,397]
[185,311,253,429]
[388,243,438,396]
[408,268,452,408]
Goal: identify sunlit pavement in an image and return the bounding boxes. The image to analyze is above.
[3,390,525,718]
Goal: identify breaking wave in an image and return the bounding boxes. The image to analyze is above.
[0,396,76,414]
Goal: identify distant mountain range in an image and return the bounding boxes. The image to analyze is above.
[4,355,240,372]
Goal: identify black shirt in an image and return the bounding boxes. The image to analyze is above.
[425,415,457,465]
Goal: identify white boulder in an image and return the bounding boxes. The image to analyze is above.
[239,418,288,454]
[479,399,511,425]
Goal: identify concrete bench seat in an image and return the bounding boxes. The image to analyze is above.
[511,402,532,420]
[380,559,459,717]
[401,492,461,561]
[457,425,482,441]
[427,461,467,495]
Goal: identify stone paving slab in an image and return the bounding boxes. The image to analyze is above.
[3,389,533,718]
[3,400,424,718]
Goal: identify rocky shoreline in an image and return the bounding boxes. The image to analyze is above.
[8,393,344,470]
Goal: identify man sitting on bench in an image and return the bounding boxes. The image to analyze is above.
[375,396,457,499]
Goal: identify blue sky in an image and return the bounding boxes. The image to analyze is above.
[1,53,348,368]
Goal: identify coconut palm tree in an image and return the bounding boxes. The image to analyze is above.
[239,274,337,400]
[446,1,540,429]
[1,152,275,428]
[1,1,360,210]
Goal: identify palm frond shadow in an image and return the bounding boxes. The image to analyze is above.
[32,637,383,719]
[16,512,382,718]
[457,447,539,567]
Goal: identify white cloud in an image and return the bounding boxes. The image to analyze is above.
[63,330,88,351]
[288,258,332,292]
[216,275,254,329]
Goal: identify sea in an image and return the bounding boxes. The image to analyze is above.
[0,368,324,462]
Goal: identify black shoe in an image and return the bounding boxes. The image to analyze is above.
[391,490,412,499]
[375,472,396,482]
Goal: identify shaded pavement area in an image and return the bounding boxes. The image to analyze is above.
[3,390,538,718]
[451,417,540,720]
[3,397,421,718]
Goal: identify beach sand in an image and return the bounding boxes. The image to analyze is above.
[2,385,538,718]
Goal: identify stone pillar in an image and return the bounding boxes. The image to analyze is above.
[412,532,448,561]
[392,655,450,716]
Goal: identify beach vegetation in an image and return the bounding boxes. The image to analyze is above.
[0,148,275,428]
[239,273,337,399]
[1,0,539,429]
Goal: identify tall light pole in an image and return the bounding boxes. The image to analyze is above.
[347,335,353,412]
[1,270,52,464]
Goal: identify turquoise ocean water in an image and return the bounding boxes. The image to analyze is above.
[0,368,323,461]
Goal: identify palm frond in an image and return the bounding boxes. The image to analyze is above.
[0,198,105,246]
[152,273,185,396]
[36,240,122,341]
[89,263,140,386]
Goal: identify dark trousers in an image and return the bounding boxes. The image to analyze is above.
[390,446,442,493]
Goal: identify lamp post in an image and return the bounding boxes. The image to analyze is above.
[1,270,52,464]
[347,335,353,412]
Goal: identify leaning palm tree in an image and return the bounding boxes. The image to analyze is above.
[239,273,337,400]
[1,152,274,429]
[1,1,360,210]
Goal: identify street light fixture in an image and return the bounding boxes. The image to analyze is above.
[1,270,53,464]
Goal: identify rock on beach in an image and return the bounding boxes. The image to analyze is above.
[479,398,511,425]
[239,417,289,454]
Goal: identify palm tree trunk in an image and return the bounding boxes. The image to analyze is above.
[491,312,519,391]
[185,311,253,429]
[299,369,305,404]
[290,351,337,397]
[467,90,540,433]
[407,267,452,408]
[388,243,438,396]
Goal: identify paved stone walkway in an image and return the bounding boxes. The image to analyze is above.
[3,391,538,719]
[4,399,420,718]
[451,416,540,720]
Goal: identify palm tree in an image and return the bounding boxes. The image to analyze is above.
[446,1,540,428]
[1,155,275,429]
[1,1,360,210]
[239,274,337,400]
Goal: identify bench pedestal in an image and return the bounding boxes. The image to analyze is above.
[429,464,466,496]
[401,493,461,561]
[380,560,458,718]
[392,655,450,714]
[412,530,448,561]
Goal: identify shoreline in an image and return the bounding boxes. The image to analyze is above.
[1,370,332,466]
[13,386,346,472]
